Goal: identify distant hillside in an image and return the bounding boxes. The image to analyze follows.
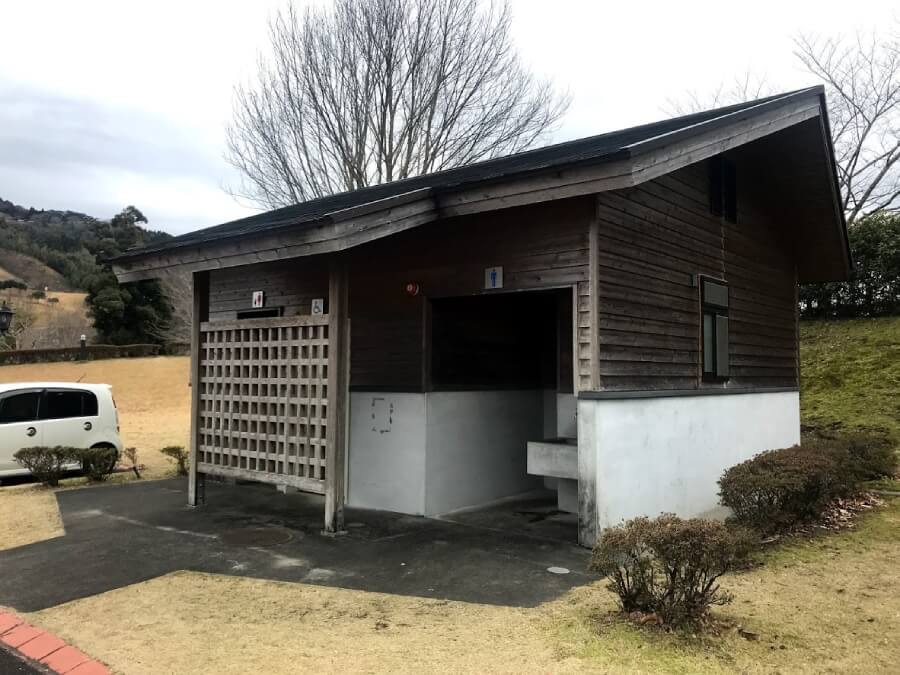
[801,317,900,443]
[0,198,171,292]
[0,250,73,291]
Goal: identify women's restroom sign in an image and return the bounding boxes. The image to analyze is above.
[484,266,503,290]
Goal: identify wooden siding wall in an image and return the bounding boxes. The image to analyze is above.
[348,196,594,391]
[593,160,798,391]
[205,197,594,393]
[208,258,329,322]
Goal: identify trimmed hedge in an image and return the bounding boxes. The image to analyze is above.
[0,344,162,366]
[719,433,895,534]
[591,515,754,627]
[13,446,78,486]
[77,446,120,481]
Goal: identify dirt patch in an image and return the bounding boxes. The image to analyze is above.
[0,356,190,478]
[0,487,63,551]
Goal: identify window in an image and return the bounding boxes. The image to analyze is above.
[0,391,41,424]
[701,279,729,381]
[709,156,737,223]
[41,389,98,420]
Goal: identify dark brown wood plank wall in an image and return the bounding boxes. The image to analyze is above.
[207,258,329,321]
[207,196,594,392]
[348,196,594,391]
[593,160,798,391]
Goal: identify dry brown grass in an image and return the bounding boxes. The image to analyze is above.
[30,573,586,675]
[0,356,190,478]
[0,486,64,551]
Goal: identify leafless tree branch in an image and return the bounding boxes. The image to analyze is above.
[663,73,774,117]
[226,0,570,208]
[794,27,900,223]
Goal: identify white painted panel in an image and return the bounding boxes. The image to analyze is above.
[425,390,544,515]
[347,393,427,515]
[578,391,800,539]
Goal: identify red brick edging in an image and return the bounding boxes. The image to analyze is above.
[0,611,109,674]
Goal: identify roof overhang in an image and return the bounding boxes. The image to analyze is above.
[112,88,850,284]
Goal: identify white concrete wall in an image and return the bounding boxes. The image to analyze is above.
[424,390,544,515]
[347,393,427,515]
[578,391,800,539]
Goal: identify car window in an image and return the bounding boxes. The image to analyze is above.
[0,391,41,424]
[42,390,99,420]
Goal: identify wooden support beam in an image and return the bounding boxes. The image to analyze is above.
[187,271,209,507]
[588,208,601,390]
[324,258,350,534]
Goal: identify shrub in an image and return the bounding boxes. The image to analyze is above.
[31,289,46,299]
[13,446,78,486]
[832,432,897,481]
[0,279,26,290]
[590,515,754,627]
[719,444,857,533]
[160,446,189,476]
[75,446,119,481]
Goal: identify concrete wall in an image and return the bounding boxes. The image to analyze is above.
[347,393,427,515]
[348,390,547,516]
[577,390,800,542]
[425,390,544,514]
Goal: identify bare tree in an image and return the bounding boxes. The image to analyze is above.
[664,73,773,117]
[149,270,192,345]
[795,29,900,224]
[227,0,569,208]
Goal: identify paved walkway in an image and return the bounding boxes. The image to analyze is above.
[0,479,591,613]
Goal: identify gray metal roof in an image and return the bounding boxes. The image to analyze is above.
[113,87,825,262]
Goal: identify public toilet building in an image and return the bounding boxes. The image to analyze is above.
[112,88,850,547]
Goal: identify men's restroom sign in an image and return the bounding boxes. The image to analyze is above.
[484,266,503,290]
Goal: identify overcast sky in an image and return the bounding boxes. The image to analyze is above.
[0,0,896,234]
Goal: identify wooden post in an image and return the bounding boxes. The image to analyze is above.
[588,203,601,391]
[324,258,349,534]
[188,271,209,507]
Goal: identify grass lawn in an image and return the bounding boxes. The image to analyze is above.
[0,486,64,551]
[800,317,900,443]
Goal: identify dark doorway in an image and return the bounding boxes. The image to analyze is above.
[429,289,572,391]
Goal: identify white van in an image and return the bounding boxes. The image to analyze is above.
[0,382,123,478]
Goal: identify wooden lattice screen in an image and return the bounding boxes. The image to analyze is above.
[195,315,330,493]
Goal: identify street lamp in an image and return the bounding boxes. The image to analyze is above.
[0,304,13,334]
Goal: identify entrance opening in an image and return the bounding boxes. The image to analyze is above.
[427,288,577,543]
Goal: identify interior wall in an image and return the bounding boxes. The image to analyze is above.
[556,393,577,438]
[424,390,544,515]
[347,392,427,514]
